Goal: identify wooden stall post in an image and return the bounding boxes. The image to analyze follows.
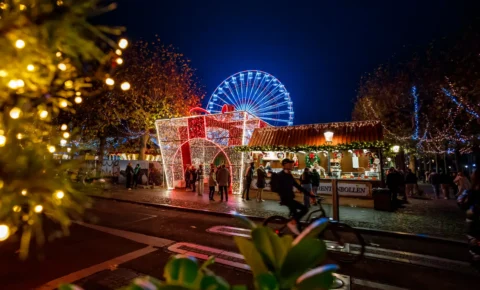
[332,178,340,221]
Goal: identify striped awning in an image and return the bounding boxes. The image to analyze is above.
[248,121,383,147]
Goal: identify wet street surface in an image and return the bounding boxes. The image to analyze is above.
[1,199,477,290]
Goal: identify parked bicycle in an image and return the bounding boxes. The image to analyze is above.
[263,196,365,264]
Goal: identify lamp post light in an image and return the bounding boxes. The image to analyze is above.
[392,145,400,153]
[324,131,334,143]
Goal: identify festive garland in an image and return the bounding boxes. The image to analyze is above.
[305,152,321,168]
[234,141,390,153]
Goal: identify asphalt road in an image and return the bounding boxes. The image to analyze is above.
[1,198,478,290]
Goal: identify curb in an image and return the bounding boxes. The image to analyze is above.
[89,195,467,246]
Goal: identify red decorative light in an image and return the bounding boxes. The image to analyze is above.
[189,107,210,115]
[221,104,235,114]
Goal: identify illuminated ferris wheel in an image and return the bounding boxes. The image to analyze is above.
[207,70,294,126]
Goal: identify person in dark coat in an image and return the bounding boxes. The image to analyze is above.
[256,165,267,202]
[217,165,230,202]
[386,167,401,203]
[429,170,441,199]
[311,168,321,195]
[190,166,197,192]
[184,165,191,190]
[404,168,417,201]
[125,162,134,190]
[440,170,452,199]
[242,162,254,200]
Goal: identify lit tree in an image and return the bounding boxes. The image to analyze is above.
[113,39,204,160]
[0,0,128,258]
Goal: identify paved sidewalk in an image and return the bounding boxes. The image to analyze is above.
[86,184,467,241]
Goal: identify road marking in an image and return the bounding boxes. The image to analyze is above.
[75,221,174,248]
[36,246,157,290]
[206,225,473,273]
[119,213,157,226]
[352,278,408,290]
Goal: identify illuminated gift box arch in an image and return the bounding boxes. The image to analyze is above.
[155,111,267,194]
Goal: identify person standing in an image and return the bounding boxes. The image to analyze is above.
[242,162,254,200]
[386,167,401,203]
[208,168,217,201]
[133,164,141,189]
[217,164,230,202]
[404,168,417,200]
[454,171,472,197]
[429,170,441,199]
[125,162,134,190]
[300,167,313,208]
[190,165,197,193]
[196,164,204,196]
[184,165,191,191]
[311,168,321,196]
[440,170,451,199]
[256,165,267,202]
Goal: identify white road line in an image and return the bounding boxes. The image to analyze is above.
[74,221,174,248]
[352,278,409,290]
[206,225,471,272]
[119,214,157,226]
[36,246,157,290]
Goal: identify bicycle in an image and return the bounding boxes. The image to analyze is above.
[263,196,366,264]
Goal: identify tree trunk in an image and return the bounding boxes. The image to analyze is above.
[454,147,461,172]
[138,132,150,160]
[409,155,416,173]
[96,135,106,177]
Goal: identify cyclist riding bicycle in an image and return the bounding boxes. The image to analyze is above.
[276,158,316,234]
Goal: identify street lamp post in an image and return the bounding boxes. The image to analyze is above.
[325,131,339,221]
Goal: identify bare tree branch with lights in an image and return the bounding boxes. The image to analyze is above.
[112,38,204,159]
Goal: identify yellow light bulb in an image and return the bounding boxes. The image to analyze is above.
[67,148,71,152]
[58,63,67,71]
[0,136,5,147]
[13,205,21,212]
[60,139,67,146]
[21,189,27,196]
[105,78,115,86]
[39,110,48,119]
[16,79,24,88]
[116,58,123,65]
[8,80,18,89]
[16,133,23,140]
[63,132,70,138]
[15,39,25,49]
[9,107,21,119]
[48,145,56,153]
[121,82,131,91]
[56,51,62,58]
[27,64,34,71]
[60,100,68,108]
[115,49,122,55]
[64,80,73,88]
[118,38,128,49]
[74,96,82,104]
[61,124,68,131]
[0,70,7,77]
[55,190,65,199]
[19,4,27,10]
[75,91,81,96]
[0,224,10,241]
[34,205,43,213]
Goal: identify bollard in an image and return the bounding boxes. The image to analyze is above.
[332,178,340,221]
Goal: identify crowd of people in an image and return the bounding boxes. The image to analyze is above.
[184,164,231,202]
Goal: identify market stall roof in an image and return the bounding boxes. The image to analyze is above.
[248,121,383,147]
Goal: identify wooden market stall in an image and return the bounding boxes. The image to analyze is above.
[242,121,387,198]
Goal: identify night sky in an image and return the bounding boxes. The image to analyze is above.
[107,0,477,125]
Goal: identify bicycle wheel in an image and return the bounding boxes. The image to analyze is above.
[263,216,291,236]
[320,222,365,264]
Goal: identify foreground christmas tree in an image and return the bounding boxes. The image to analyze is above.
[0,0,127,258]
